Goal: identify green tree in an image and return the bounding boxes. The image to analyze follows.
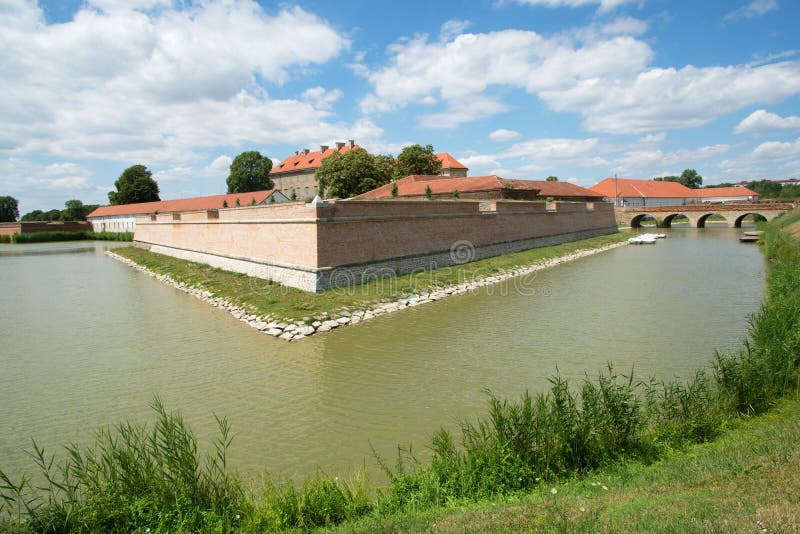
[453,189,460,199]
[654,169,702,189]
[393,144,441,180]
[62,199,94,221]
[21,209,45,221]
[290,189,297,201]
[315,148,391,198]
[425,184,433,199]
[0,196,19,222]
[45,209,62,221]
[109,165,160,205]
[226,151,273,193]
[391,181,399,197]
[375,154,396,184]
[679,169,702,189]
[546,176,559,181]
[748,179,783,198]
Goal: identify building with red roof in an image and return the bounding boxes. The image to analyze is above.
[270,140,361,201]
[86,189,288,232]
[358,175,602,201]
[590,178,759,207]
[270,142,470,200]
[436,152,468,177]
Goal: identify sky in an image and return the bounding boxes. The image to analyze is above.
[2,0,799,213]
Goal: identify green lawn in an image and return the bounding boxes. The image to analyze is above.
[114,231,627,322]
[325,396,800,533]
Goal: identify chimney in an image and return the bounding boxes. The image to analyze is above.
[348,139,355,148]
[320,145,329,153]
[303,149,310,155]
[336,141,345,150]
[294,151,299,155]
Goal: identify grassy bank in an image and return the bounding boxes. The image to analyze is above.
[335,397,800,533]
[8,231,133,244]
[113,231,628,322]
[2,212,799,532]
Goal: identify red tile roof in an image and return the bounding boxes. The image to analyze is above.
[436,152,467,170]
[591,179,761,200]
[86,190,280,218]
[528,180,604,199]
[358,175,601,199]
[271,144,360,175]
[591,178,693,198]
[692,186,759,198]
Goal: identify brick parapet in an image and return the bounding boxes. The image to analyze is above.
[133,200,617,292]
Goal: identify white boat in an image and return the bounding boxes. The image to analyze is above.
[628,233,658,245]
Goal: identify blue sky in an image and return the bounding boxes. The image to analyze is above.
[2,0,799,212]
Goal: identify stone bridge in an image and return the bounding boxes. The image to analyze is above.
[616,203,795,228]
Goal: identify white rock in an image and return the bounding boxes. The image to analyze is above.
[336,317,351,325]
[266,328,283,337]
[322,320,339,329]
[316,324,332,332]
[297,325,315,336]
[279,332,294,341]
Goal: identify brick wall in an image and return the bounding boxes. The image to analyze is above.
[134,200,617,291]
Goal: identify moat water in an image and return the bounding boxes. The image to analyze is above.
[0,228,765,483]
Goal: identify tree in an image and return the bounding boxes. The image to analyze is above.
[45,209,62,221]
[425,184,433,199]
[374,154,396,184]
[0,196,19,222]
[654,169,702,189]
[226,151,273,193]
[290,189,297,201]
[393,144,441,180]
[109,165,160,205]
[315,148,391,198]
[546,176,559,181]
[391,181,398,197]
[679,169,702,189]
[748,179,783,198]
[62,199,92,221]
[21,209,45,221]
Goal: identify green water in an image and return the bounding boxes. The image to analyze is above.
[0,229,765,483]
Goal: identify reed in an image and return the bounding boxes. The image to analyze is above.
[10,231,133,243]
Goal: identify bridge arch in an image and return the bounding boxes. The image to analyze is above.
[697,213,729,228]
[662,213,691,228]
[734,212,767,228]
[630,213,659,228]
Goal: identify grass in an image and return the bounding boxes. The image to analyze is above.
[2,210,799,532]
[10,231,133,243]
[113,231,629,322]
[336,396,800,533]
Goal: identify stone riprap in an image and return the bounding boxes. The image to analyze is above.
[107,240,626,342]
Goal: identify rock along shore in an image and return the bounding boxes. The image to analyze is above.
[107,240,627,342]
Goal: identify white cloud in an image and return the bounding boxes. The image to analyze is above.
[511,0,641,12]
[601,16,648,36]
[0,158,96,211]
[489,129,522,142]
[302,86,344,110]
[418,96,510,129]
[637,132,667,144]
[440,19,471,41]
[735,109,800,133]
[613,144,730,177]
[545,61,800,133]
[209,155,233,174]
[361,26,800,134]
[719,137,800,179]
[0,1,350,163]
[723,0,778,23]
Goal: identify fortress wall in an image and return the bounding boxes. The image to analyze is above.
[133,200,617,292]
